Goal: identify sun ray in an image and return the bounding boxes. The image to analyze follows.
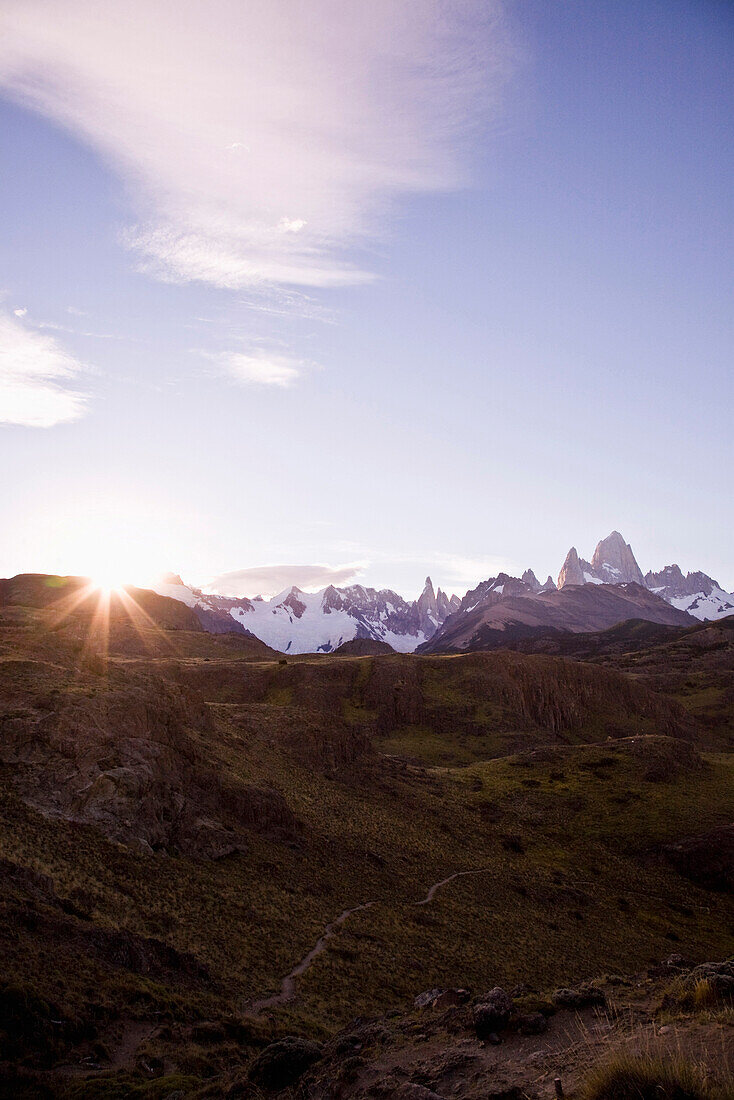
[111,586,181,657]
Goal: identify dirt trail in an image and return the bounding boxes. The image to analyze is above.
[246,902,375,1013]
[415,867,492,905]
[246,866,494,1014]
[56,1019,159,1077]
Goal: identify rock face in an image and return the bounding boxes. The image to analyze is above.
[590,530,645,585]
[558,532,644,589]
[0,658,300,858]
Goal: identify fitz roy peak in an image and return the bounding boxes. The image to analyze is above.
[557,531,733,621]
[558,531,644,589]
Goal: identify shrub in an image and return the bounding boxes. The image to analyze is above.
[693,978,717,1009]
[582,1053,727,1100]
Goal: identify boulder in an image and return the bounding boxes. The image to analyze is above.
[553,984,606,1009]
[518,1012,548,1035]
[414,988,470,1010]
[473,987,513,1039]
[687,959,734,1000]
[664,954,691,971]
[248,1036,322,1089]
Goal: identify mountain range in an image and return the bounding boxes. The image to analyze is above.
[153,574,460,654]
[151,530,733,654]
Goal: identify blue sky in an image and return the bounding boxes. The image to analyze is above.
[0,0,732,597]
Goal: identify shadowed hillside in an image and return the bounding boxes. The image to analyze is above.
[0,580,731,1096]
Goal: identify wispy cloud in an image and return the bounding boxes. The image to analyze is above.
[0,1,511,292]
[427,552,529,591]
[206,562,366,599]
[0,313,87,427]
[215,348,305,388]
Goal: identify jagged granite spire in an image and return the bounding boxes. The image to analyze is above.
[522,568,541,593]
[591,531,644,585]
[557,547,585,589]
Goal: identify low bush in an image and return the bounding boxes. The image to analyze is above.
[583,1052,729,1100]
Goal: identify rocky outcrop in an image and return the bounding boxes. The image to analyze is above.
[248,1036,323,1089]
[0,660,300,857]
[663,825,734,892]
[552,984,606,1009]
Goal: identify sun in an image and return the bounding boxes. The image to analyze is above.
[89,570,126,596]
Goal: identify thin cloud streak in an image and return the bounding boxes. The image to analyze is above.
[0,1,511,292]
[206,562,367,599]
[0,313,88,427]
[215,349,305,388]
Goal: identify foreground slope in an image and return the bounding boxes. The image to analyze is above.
[0,577,731,1096]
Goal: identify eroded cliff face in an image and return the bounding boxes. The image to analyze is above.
[0,658,299,858]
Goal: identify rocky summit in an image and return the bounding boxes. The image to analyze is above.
[558,530,644,588]
[554,530,734,622]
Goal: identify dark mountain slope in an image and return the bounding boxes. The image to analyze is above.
[421,582,692,654]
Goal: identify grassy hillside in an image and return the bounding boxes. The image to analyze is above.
[0,587,731,1096]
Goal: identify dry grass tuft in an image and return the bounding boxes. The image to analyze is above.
[582,1050,730,1100]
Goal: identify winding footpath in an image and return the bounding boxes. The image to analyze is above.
[414,867,493,906]
[245,867,493,1014]
[246,902,375,1013]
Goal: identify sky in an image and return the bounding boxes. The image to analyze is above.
[0,0,732,598]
